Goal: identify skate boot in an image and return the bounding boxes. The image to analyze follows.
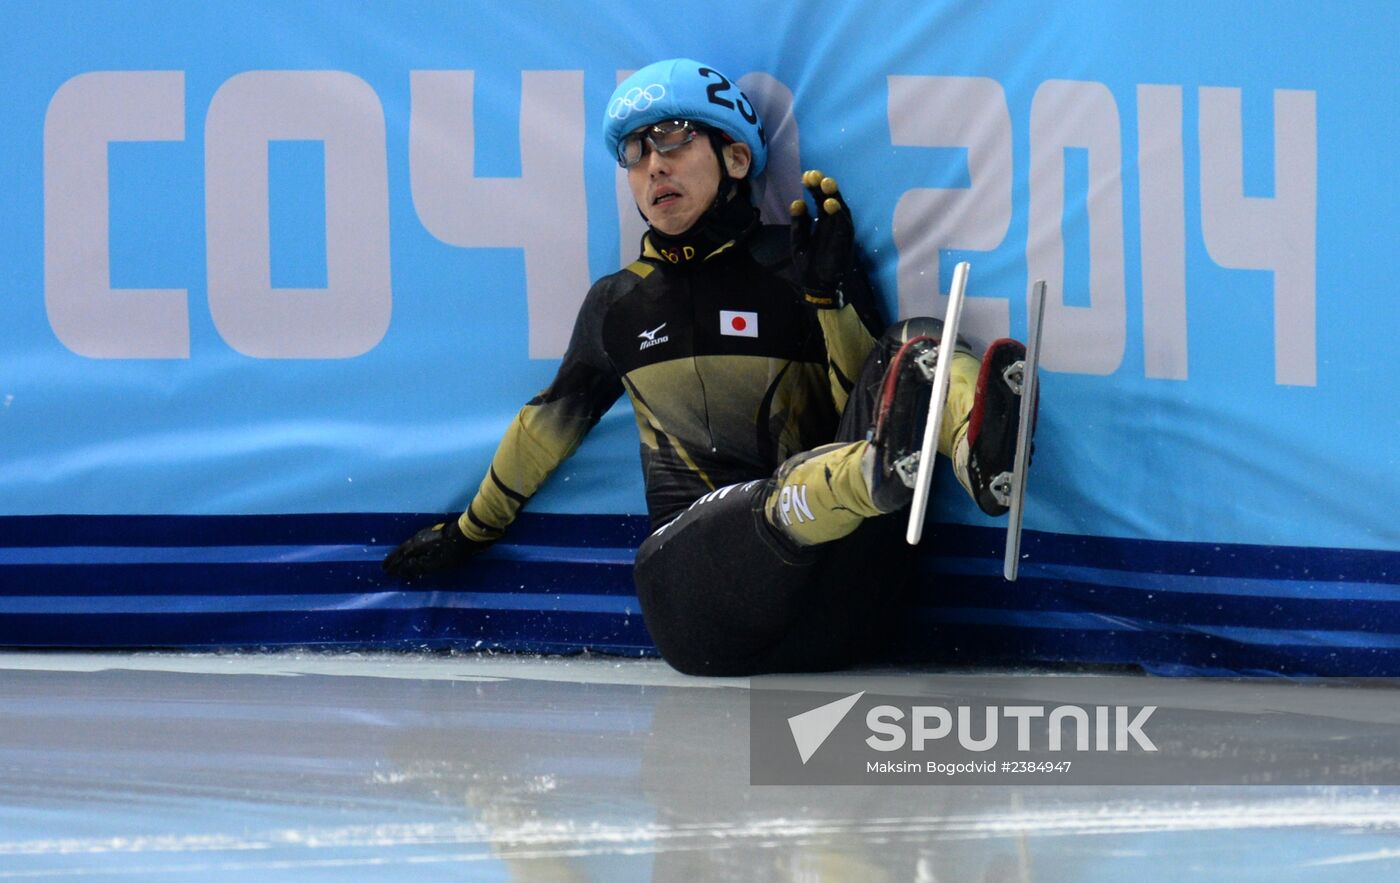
[955,338,1038,517]
[865,335,941,512]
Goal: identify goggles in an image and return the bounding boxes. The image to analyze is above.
[617,119,706,169]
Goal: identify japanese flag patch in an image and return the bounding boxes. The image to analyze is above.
[720,310,758,338]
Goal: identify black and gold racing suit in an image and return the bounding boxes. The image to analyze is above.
[457,225,881,541]
[457,223,925,675]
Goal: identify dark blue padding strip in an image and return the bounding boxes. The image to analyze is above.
[922,523,1400,584]
[0,513,651,549]
[1,513,1398,675]
[0,609,655,656]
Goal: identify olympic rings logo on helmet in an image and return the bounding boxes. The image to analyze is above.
[607,83,666,121]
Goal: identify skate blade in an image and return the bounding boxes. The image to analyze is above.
[906,261,970,545]
[1003,279,1047,581]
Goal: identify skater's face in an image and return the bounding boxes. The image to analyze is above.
[627,121,751,236]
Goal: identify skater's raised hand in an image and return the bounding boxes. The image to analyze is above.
[382,519,493,578]
[790,169,855,308]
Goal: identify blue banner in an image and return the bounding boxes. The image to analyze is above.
[3,0,1396,560]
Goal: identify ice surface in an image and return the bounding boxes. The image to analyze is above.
[0,652,1397,880]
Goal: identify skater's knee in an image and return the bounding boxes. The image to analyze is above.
[882,316,944,346]
[881,316,975,356]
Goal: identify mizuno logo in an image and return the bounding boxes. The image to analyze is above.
[638,323,670,350]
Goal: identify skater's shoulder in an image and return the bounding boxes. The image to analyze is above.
[584,261,653,303]
[747,224,795,275]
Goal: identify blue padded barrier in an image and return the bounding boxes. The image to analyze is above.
[3,514,1397,676]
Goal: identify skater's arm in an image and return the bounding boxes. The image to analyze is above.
[455,276,623,542]
[789,170,882,407]
[815,300,876,409]
[383,283,623,577]
[456,358,623,543]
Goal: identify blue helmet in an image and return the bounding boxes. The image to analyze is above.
[603,58,768,177]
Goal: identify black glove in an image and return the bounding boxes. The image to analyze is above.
[789,169,855,308]
[382,518,492,578]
